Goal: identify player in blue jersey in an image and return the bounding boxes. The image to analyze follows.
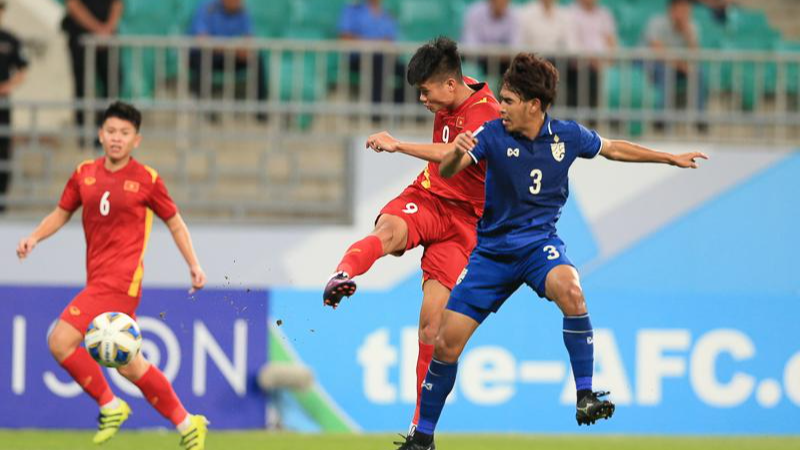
[394,53,708,449]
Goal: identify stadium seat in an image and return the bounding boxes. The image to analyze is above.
[396,0,457,42]
[604,64,662,136]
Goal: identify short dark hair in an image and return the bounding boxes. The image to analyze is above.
[102,101,142,131]
[669,0,691,7]
[502,53,559,110]
[406,36,463,86]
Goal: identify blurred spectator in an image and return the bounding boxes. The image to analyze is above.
[568,0,617,109]
[513,0,578,114]
[188,0,267,118]
[462,0,517,47]
[643,0,707,124]
[701,0,735,26]
[461,0,517,77]
[513,0,577,53]
[0,0,28,213]
[61,0,122,132]
[338,0,404,108]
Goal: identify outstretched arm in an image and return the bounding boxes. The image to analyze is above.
[366,131,454,163]
[600,138,708,168]
[165,213,206,293]
[440,132,479,178]
[16,207,73,260]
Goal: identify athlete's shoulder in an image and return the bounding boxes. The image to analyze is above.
[548,117,583,137]
[73,158,101,175]
[477,118,505,136]
[129,158,160,184]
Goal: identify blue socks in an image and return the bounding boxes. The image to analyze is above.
[416,358,458,436]
[563,314,594,392]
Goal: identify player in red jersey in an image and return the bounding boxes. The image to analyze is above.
[16,102,209,449]
[323,37,500,433]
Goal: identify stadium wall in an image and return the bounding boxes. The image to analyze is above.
[0,140,798,433]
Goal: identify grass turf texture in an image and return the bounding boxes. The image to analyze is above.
[0,431,798,450]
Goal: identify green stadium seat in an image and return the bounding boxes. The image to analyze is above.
[288,0,349,39]
[604,64,662,136]
[397,0,456,42]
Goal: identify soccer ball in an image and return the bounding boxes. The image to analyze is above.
[84,312,142,368]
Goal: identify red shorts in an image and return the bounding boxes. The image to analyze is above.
[379,184,479,290]
[59,284,140,335]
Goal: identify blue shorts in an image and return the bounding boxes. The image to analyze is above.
[446,236,574,324]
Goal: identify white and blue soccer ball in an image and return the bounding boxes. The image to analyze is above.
[84,312,142,368]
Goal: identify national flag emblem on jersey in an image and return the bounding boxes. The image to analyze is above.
[124,180,140,193]
[551,135,566,162]
[455,116,465,129]
[84,177,96,186]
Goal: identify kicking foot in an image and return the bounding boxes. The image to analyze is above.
[323,271,357,308]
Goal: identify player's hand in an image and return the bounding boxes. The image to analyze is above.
[366,131,400,153]
[189,264,206,294]
[672,152,709,169]
[453,131,478,154]
[16,236,38,260]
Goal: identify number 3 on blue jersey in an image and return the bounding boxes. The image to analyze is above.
[529,169,542,195]
[543,245,560,260]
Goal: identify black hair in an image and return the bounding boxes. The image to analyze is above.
[502,53,559,110]
[102,101,142,131]
[406,36,463,86]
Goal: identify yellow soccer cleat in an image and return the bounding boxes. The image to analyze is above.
[179,415,210,450]
[93,399,132,444]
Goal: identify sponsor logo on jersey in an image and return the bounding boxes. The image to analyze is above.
[507,148,520,157]
[84,177,96,186]
[124,180,140,193]
[551,134,565,162]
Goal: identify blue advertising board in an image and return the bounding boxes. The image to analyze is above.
[0,286,268,429]
[270,156,800,433]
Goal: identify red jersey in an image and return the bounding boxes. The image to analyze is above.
[58,157,178,297]
[413,77,500,217]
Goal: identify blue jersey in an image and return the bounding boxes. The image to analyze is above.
[467,116,602,254]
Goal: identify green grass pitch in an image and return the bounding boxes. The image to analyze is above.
[0,431,798,450]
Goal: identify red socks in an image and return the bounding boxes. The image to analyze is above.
[60,347,114,405]
[134,365,188,426]
[336,235,384,277]
[412,340,435,426]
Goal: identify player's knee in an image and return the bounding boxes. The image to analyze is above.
[48,332,75,362]
[433,334,462,363]
[418,320,439,345]
[561,284,586,314]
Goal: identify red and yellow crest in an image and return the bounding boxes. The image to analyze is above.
[84,177,96,186]
[124,180,140,193]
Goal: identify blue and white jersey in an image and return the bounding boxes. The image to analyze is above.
[468,116,602,253]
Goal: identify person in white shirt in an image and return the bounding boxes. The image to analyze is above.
[512,0,577,53]
[567,0,618,109]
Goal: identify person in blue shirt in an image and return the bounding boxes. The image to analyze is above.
[338,0,404,110]
[395,53,708,450]
[188,0,267,119]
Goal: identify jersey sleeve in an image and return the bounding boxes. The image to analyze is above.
[577,122,603,159]
[57,171,82,212]
[467,122,493,164]
[148,176,178,221]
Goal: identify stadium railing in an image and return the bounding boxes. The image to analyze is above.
[79,36,800,141]
[1,37,799,221]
